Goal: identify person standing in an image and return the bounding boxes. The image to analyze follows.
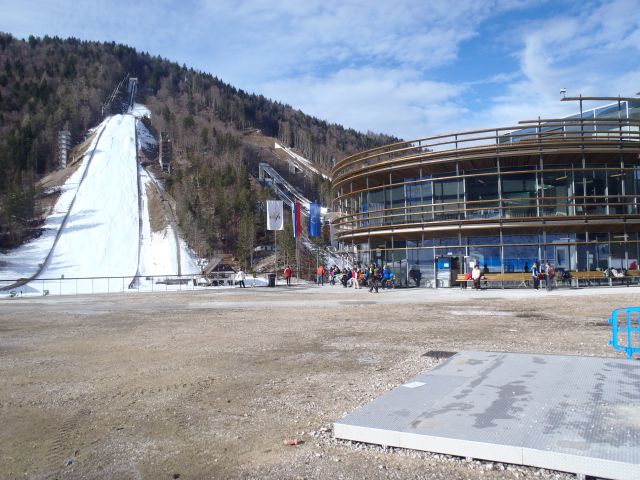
[544,260,555,291]
[316,264,325,286]
[409,266,422,287]
[369,266,381,293]
[472,264,482,290]
[341,270,349,287]
[531,261,540,290]
[235,269,246,288]
[284,265,292,286]
[352,267,360,289]
[381,265,390,289]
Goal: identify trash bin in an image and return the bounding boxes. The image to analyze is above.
[268,273,276,287]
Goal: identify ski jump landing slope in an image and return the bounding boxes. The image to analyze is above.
[0,111,198,294]
[41,114,140,279]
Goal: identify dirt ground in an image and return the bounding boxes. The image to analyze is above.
[0,285,636,479]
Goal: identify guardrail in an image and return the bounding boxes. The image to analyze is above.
[1,272,267,297]
[332,117,640,186]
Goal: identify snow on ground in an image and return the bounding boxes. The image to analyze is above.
[138,167,177,277]
[275,142,330,180]
[178,237,200,274]
[130,103,151,119]
[0,117,110,281]
[1,110,203,296]
[136,116,156,152]
[137,168,201,278]
[40,114,140,280]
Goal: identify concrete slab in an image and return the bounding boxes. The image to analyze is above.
[334,352,640,480]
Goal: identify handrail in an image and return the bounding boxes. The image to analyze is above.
[333,208,639,231]
[333,165,640,202]
[336,117,640,167]
[333,195,637,220]
[332,117,640,185]
[334,135,640,182]
[609,307,640,359]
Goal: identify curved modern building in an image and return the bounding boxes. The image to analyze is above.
[331,97,640,287]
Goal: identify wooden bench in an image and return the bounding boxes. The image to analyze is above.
[457,270,640,289]
[572,270,638,287]
[456,273,531,289]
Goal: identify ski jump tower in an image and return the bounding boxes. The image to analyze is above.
[101,74,138,117]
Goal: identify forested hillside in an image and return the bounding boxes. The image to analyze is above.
[0,33,397,261]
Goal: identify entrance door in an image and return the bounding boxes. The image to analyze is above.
[555,245,570,270]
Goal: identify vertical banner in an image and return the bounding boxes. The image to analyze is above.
[309,202,321,237]
[267,200,284,230]
[291,201,301,238]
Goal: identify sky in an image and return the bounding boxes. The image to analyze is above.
[1,0,639,139]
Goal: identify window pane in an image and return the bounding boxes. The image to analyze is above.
[433,179,462,220]
[541,170,572,216]
[503,245,539,273]
[501,172,537,218]
[466,175,499,218]
[468,247,501,272]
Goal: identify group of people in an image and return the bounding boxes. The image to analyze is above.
[311,263,398,292]
[235,263,399,290]
[530,260,556,290]
[468,260,558,290]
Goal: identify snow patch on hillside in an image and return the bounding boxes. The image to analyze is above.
[0,117,110,281]
[136,117,156,152]
[1,110,200,295]
[130,103,151,118]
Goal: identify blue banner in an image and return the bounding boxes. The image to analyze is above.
[309,202,321,237]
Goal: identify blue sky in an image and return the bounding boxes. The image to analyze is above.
[1,0,639,139]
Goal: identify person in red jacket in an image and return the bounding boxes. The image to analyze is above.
[316,264,326,286]
[284,265,293,286]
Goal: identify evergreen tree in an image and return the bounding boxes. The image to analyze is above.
[280,212,297,268]
[237,210,255,270]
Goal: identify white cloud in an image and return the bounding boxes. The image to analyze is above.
[0,0,637,141]
[260,67,466,139]
[470,0,640,134]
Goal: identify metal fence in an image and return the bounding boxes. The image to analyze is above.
[1,272,267,297]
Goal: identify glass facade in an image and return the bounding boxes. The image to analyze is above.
[348,165,639,229]
[333,100,640,287]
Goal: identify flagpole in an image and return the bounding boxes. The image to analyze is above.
[274,229,277,281]
[296,236,300,282]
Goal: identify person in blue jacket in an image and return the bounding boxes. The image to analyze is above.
[382,265,393,289]
[531,261,540,290]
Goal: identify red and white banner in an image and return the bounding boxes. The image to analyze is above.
[291,201,301,238]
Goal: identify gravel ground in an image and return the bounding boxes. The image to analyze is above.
[0,284,636,479]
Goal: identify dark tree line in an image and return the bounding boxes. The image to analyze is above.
[0,33,399,255]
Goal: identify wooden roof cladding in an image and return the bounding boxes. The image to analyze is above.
[331,117,640,191]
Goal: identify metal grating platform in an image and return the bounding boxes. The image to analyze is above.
[334,352,640,480]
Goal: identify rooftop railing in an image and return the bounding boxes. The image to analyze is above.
[332,117,640,186]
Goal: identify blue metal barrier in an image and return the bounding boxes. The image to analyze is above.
[609,307,640,359]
